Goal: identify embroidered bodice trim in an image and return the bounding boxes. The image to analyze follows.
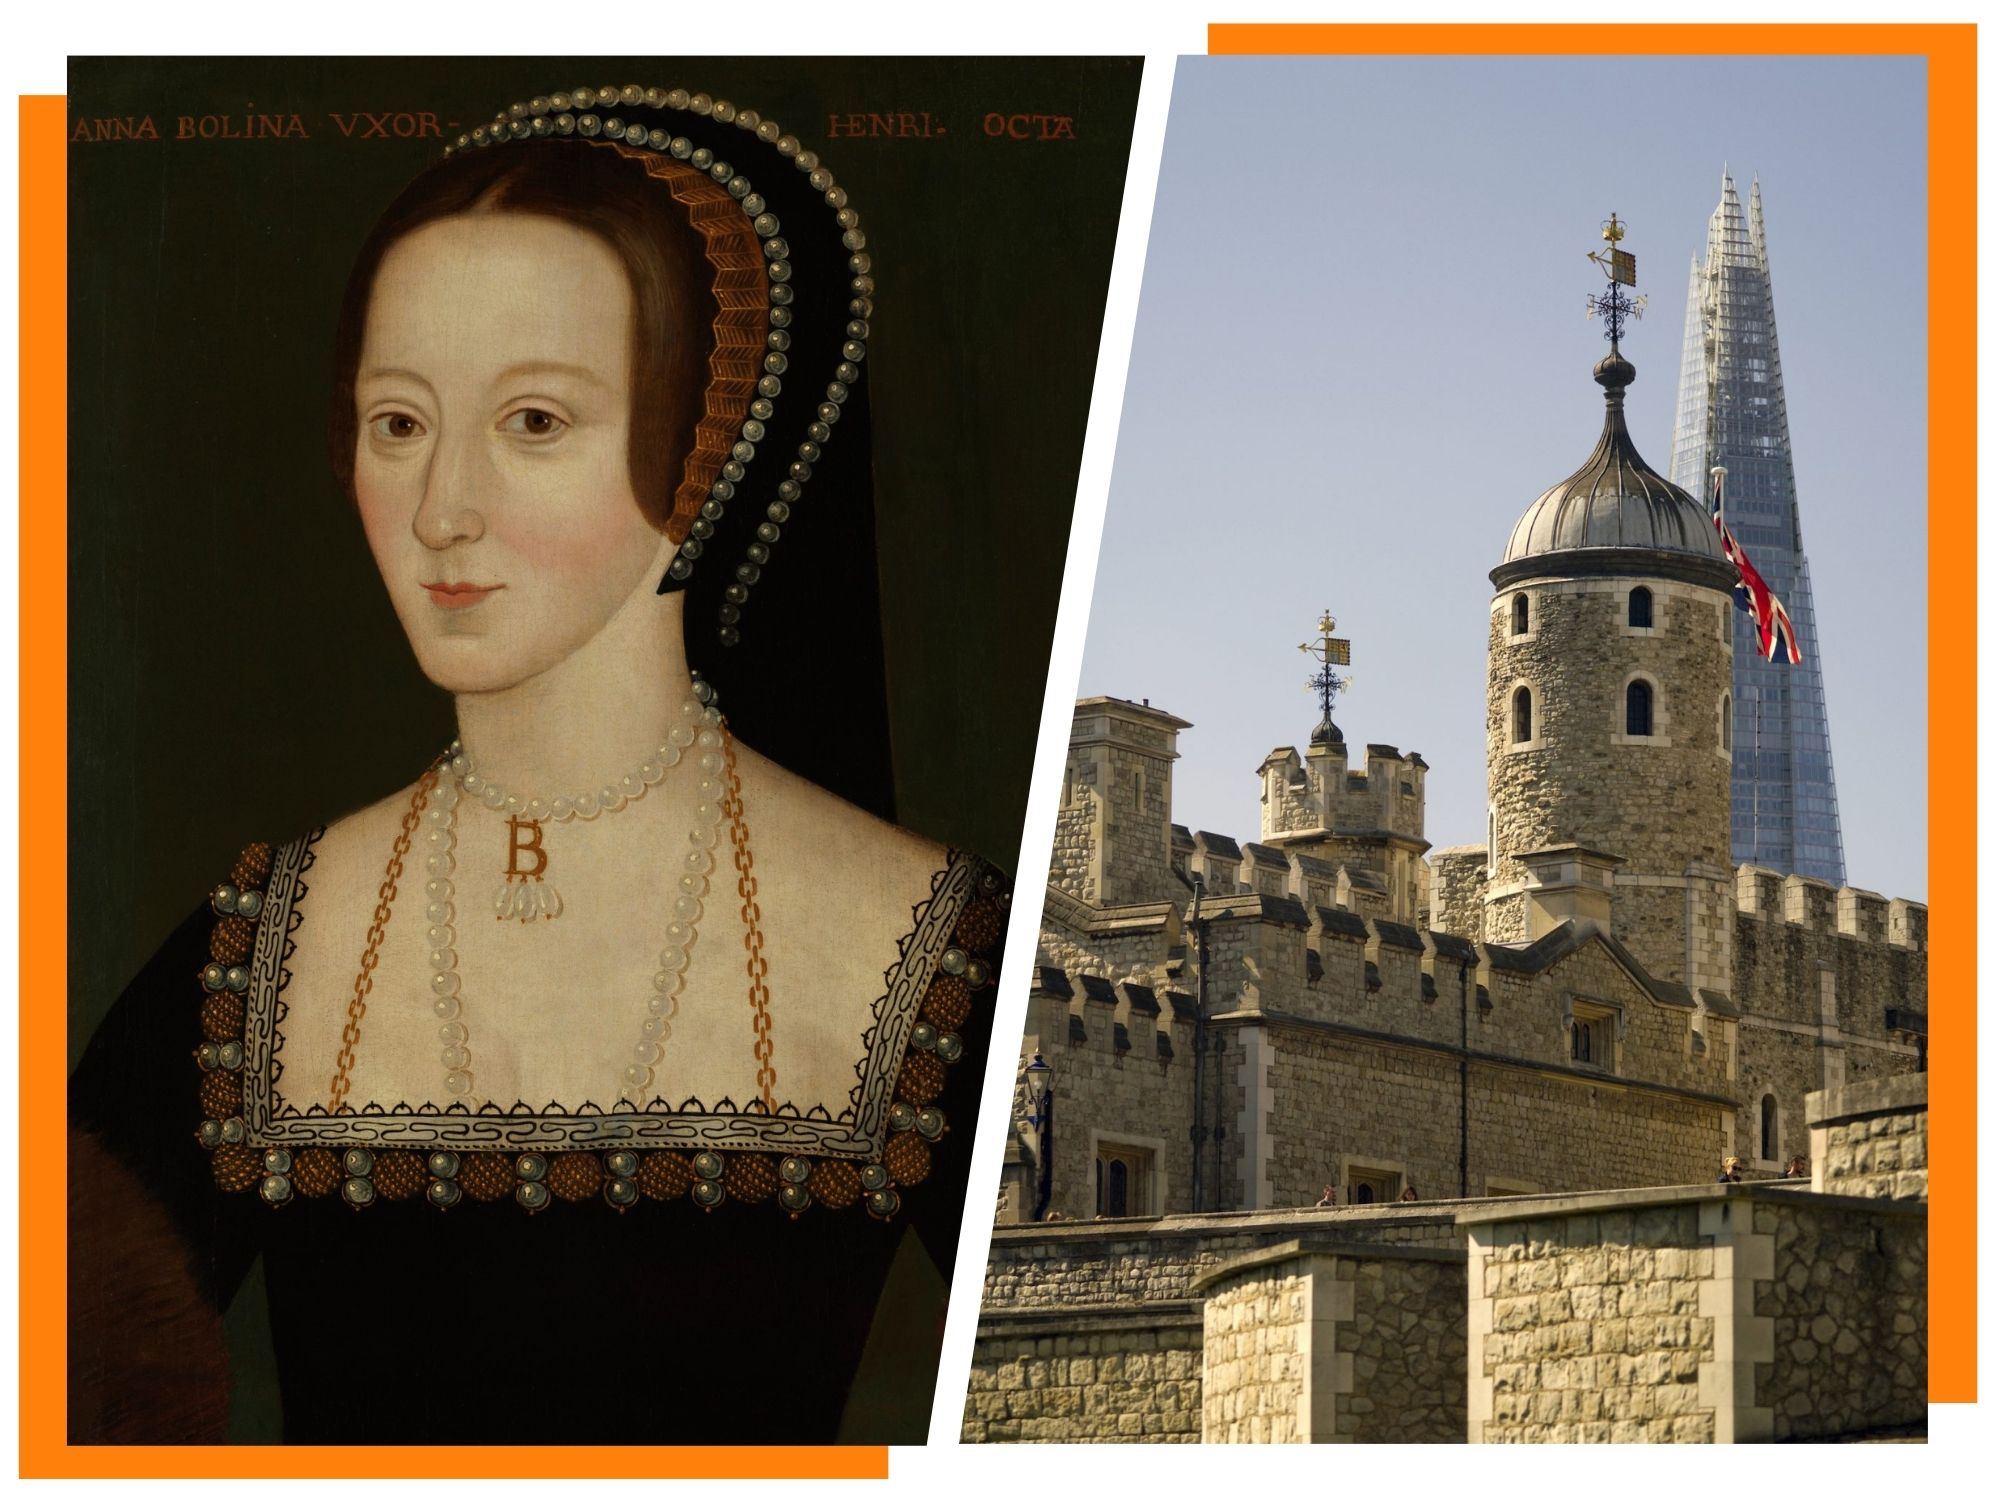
[191,835,1006,1219]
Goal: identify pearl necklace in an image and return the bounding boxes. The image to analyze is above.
[450,695,710,922]
[449,694,709,822]
[420,707,728,1104]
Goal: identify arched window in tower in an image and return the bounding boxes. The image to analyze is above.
[1571,1019,1592,1063]
[1628,585,1653,628]
[1512,686,1533,744]
[1625,679,1654,737]
[1761,1094,1778,1161]
[1512,593,1529,636]
[1721,693,1734,751]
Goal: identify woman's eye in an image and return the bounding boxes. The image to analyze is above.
[503,408,568,438]
[371,412,425,440]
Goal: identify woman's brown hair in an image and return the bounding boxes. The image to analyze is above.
[327,142,712,533]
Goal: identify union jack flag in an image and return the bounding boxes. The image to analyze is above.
[1709,468,1802,665]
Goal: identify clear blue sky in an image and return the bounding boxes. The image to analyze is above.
[1080,54,1928,903]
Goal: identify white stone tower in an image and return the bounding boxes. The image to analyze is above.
[1483,216,1738,997]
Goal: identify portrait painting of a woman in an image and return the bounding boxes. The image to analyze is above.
[65,65,1137,1445]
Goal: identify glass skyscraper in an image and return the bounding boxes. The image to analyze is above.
[1668,172,1847,886]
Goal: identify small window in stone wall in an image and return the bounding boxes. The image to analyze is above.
[1721,693,1733,751]
[1571,1018,1595,1064]
[1095,1142,1155,1217]
[1513,686,1533,743]
[1760,1093,1778,1161]
[1626,678,1654,737]
[1628,585,1653,628]
[1569,1002,1617,1071]
[1347,1165,1402,1204]
[1512,592,1529,635]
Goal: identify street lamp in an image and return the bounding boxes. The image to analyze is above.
[1020,1053,1054,1221]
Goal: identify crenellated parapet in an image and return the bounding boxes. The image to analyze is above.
[1033,685,1922,1218]
[1725,865,1927,1168]
[1257,735,1430,925]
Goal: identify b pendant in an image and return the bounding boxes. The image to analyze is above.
[498,816,561,922]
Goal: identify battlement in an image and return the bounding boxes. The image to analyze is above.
[1177,887,1727,1094]
[1259,736,1428,850]
[1735,864,1927,950]
[1031,964,1196,1068]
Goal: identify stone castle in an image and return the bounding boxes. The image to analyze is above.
[974,309,1928,1443]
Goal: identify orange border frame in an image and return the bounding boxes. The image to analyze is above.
[1211,22,1977,1406]
[20,23,1979,1469]
[15,92,885,1480]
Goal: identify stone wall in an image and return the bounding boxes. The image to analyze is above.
[1049,798,1096,903]
[981,1206,1461,1311]
[1254,1021,1727,1210]
[1468,1195,1717,1443]
[1062,698,1190,907]
[1464,1184,1927,1443]
[1200,1255,1320,1442]
[1485,576,1733,986]
[963,1309,1204,1443]
[1023,981,1195,1221]
[1196,1245,1465,1443]
[1339,1252,1466,1441]
[1731,888,1926,1168]
[1429,845,1486,940]
[1808,1072,1928,1201]
[975,1185,1922,1446]
[1757,1192,1927,1440]
[972,1210,1466,1445]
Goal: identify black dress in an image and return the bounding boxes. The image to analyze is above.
[69,832,1005,1444]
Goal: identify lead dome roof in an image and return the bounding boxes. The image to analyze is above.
[1500,352,1729,571]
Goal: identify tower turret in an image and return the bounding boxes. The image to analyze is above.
[1485,215,1736,994]
[1260,612,1429,923]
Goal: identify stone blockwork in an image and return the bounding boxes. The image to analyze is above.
[1011,972,1197,1222]
[1808,1072,1928,1201]
[1730,875,1927,1168]
[1757,1193,1927,1440]
[1462,1184,1926,1444]
[1428,845,1487,941]
[963,1311,1204,1443]
[1467,1195,1718,1443]
[1197,1244,1467,1443]
[981,1207,1462,1312]
[1256,739,1430,925]
[1031,691,1923,1238]
[1485,576,1733,986]
[1200,1253,1323,1443]
[1256,1018,1728,1210]
[970,1184,1924,1445]
[972,1208,1467,1444]
[1057,698,1191,908]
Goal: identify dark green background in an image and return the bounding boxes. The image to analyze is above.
[67,55,1140,1443]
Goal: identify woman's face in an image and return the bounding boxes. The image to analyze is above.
[353,212,669,695]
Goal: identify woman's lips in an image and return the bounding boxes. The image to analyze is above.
[423,582,505,610]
